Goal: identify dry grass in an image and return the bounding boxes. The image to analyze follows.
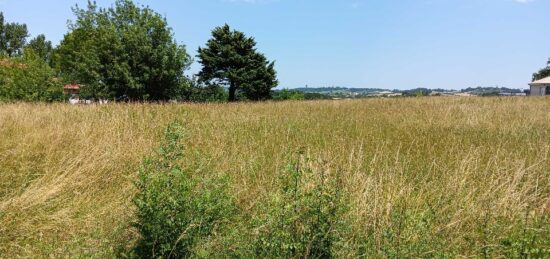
[0,97,549,257]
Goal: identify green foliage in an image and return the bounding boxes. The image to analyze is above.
[532,58,550,81]
[132,122,235,258]
[0,13,4,55]
[0,12,29,57]
[55,0,191,100]
[181,77,228,103]
[499,215,550,258]
[272,89,305,101]
[254,152,348,258]
[402,88,430,97]
[356,206,550,258]
[0,50,63,101]
[197,24,277,102]
[357,204,451,258]
[27,34,53,64]
[304,92,332,100]
[0,13,60,102]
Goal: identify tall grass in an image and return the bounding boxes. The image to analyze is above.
[0,97,549,257]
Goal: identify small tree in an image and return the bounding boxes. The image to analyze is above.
[197,24,277,102]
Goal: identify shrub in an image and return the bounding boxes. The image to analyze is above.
[254,151,349,258]
[132,122,235,258]
[272,89,305,101]
[0,50,63,102]
[182,79,228,103]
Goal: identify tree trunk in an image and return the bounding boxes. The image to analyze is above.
[228,84,237,102]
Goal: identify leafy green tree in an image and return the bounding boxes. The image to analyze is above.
[27,34,53,64]
[0,13,4,55]
[197,24,277,102]
[0,12,29,57]
[55,0,191,100]
[0,49,63,101]
[532,58,550,81]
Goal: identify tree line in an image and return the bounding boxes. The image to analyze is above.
[2,0,548,103]
[0,0,277,102]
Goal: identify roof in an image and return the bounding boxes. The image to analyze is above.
[529,76,550,86]
[64,84,80,90]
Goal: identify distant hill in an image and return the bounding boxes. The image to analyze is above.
[277,86,527,98]
[293,87,389,94]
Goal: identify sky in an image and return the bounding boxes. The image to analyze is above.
[1,0,549,90]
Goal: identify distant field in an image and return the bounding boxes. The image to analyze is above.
[1,97,549,257]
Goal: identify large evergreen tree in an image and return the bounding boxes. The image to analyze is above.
[197,24,277,101]
[55,0,191,100]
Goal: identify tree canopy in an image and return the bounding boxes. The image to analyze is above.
[0,50,63,101]
[27,34,53,64]
[532,58,550,81]
[0,12,29,57]
[197,24,277,101]
[55,0,192,100]
[0,13,61,102]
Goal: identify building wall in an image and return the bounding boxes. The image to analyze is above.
[530,86,546,96]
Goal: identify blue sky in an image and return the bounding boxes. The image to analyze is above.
[1,0,549,89]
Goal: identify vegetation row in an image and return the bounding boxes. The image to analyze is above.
[1,0,549,102]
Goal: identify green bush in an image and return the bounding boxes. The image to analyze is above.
[254,152,349,258]
[272,89,305,101]
[132,122,235,258]
[0,50,63,102]
[182,79,228,103]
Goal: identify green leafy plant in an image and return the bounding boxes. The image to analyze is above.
[255,151,348,258]
[0,50,63,102]
[500,215,550,258]
[132,122,235,258]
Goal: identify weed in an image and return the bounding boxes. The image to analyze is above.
[254,151,349,258]
[131,122,235,258]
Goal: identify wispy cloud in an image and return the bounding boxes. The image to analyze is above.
[514,0,535,3]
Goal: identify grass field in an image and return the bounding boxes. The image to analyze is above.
[1,97,549,257]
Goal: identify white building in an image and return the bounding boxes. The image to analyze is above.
[529,76,550,96]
